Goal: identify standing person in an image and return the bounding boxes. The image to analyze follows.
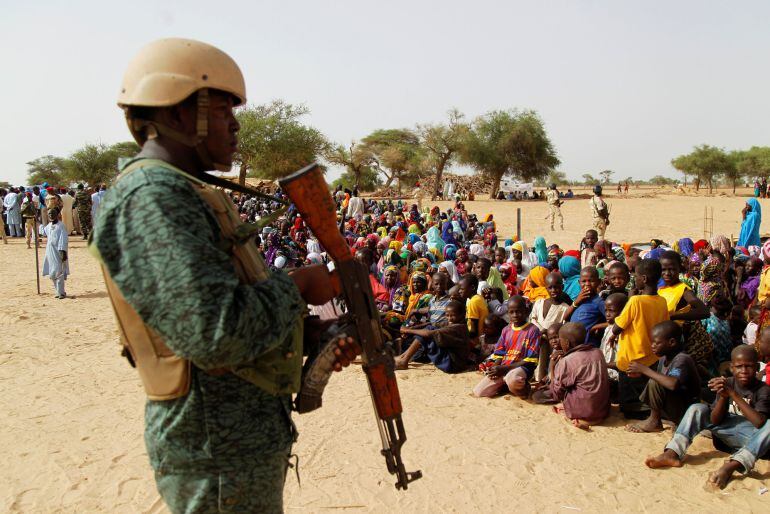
[737,198,761,248]
[74,184,92,239]
[90,186,102,224]
[70,191,82,235]
[545,183,564,231]
[42,207,69,298]
[3,187,22,237]
[589,184,610,239]
[0,189,7,244]
[60,188,76,235]
[93,38,358,513]
[21,193,38,249]
[346,189,365,220]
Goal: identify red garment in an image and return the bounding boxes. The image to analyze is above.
[499,263,519,297]
[693,239,708,253]
[370,274,389,303]
[564,250,580,259]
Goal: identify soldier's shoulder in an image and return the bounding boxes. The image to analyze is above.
[111,159,196,199]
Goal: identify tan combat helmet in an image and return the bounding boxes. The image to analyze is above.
[118,38,246,171]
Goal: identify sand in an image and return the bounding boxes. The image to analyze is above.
[2,193,769,513]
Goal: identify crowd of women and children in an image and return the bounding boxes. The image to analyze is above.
[250,188,770,490]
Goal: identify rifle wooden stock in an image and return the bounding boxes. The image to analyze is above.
[279,163,421,489]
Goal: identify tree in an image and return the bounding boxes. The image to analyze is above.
[458,109,559,199]
[671,145,731,194]
[235,100,330,185]
[417,108,468,199]
[535,169,568,187]
[26,155,69,185]
[359,128,423,195]
[734,146,770,184]
[64,141,140,185]
[648,175,678,186]
[599,169,614,184]
[324,141,374,190]
[331,167,382,192]
[582,173,597,185]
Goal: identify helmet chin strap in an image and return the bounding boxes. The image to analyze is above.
[127,88,231,172]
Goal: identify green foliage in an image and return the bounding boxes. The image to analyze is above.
[235,100,330,183]
[458,109,559,198]
[648,175,678,186]
[581,173,597,185]
[535,169,568,187]
[359,128,424,193]
[26,155,68,185]
[417,109,468,199]
[734,146,770,181]
[671,144,732,193]
[0,181,11,189]
[599,169,614,184]
[324,141,375,190]
[65,142,140,185]
[26,142,139,186]
[331,167,382,192]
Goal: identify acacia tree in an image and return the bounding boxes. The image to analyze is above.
[27,155,69,185]
[459,109,559,199]
[671,145,730,194]
[359,128,423,195]
[65,141,140,185]
[582,173,597,185]
[324,141,374,190]
[417,108,468,200]
[234,100,329,185]
[599,169,614,184]
[734,146,770,185]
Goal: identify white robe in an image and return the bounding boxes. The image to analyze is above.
[42,222,69,278]
[60,194,75,234]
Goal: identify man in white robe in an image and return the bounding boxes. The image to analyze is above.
[43,207,70,298]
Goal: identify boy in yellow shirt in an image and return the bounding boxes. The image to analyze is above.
[607,259,669,419]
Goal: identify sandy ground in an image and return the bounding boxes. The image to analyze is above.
[2,193,770,513]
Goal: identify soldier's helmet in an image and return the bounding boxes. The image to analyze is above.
[118,38,246,169]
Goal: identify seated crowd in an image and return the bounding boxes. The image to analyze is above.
[247,190,770,490]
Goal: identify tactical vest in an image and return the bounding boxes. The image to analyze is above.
[94,159,303,400]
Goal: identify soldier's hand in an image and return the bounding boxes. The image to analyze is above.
[332,336,361,372]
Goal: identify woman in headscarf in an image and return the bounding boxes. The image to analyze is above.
[441,220,457,247]
[499,263,519,297]
[482,266,510,300]
[483,227,497,248]
[426,225,445,252]
[546,246,563,270]
[469,243,484,257]
[377,265,402,311]
[443,244,457,262]
[698,255,727,305]
[408,222,421,236]
[412,241,428,257]
[455,248,470,275]
[524,266,551,302]
[738,198,762,248]
[438,260,461,285]
[533,236,548,265]
[483,213,496,233]
[710,234,732,259]
[558,255,582,301]
[677,238,694,259]
[305,252,324,265]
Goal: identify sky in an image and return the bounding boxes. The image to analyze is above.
[2,0,769,186]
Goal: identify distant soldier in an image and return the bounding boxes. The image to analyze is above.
[74,183,92,239]
[545,183,564,231]
[590,184,610,238]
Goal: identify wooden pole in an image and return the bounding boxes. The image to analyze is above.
[34,216,40,295]
[516,208,521,241]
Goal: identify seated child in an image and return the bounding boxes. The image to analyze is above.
[532,323,564,404]
[607,258,669,419]
[742,304,761,348]
[474,296,540,398]
[397,300,470,373]
[530,272,571,381]
[646,345,770,489]
[479,313,507,360]
[703,294,733,376]
[600,293,628,399]
[550,322,611,429]
[600,261,631,299]
[626,321,700,432]
[567,266,606,347]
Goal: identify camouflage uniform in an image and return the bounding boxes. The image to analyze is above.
[75,189,92,236]
[545,189,563,230]
[92,159,305,513]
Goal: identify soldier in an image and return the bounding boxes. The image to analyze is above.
[91,38,358,513]
[545,183,564,231]
[590,184,610,238]
[74,184,91,240]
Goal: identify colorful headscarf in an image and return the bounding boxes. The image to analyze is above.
[525,266,551,302]
[499,262,519,297]
[484,267,510,300]
[698,256,726,304]
[558,256,582,301]
[677,238,694,258]
[443,244,458,261]
[738,198,762,248]
[533,237,548,265]
[710,234,731,258]
[426,226,445,252]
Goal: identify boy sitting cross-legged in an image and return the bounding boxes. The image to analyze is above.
[645,345,770,489]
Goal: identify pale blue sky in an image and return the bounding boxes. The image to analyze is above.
[2,0,769,185]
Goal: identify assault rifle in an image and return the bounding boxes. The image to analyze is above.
[279,163,422,490]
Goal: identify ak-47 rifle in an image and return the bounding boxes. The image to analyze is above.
[279,163,422,490]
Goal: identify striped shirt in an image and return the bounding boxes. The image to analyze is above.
[491,322,541,367]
